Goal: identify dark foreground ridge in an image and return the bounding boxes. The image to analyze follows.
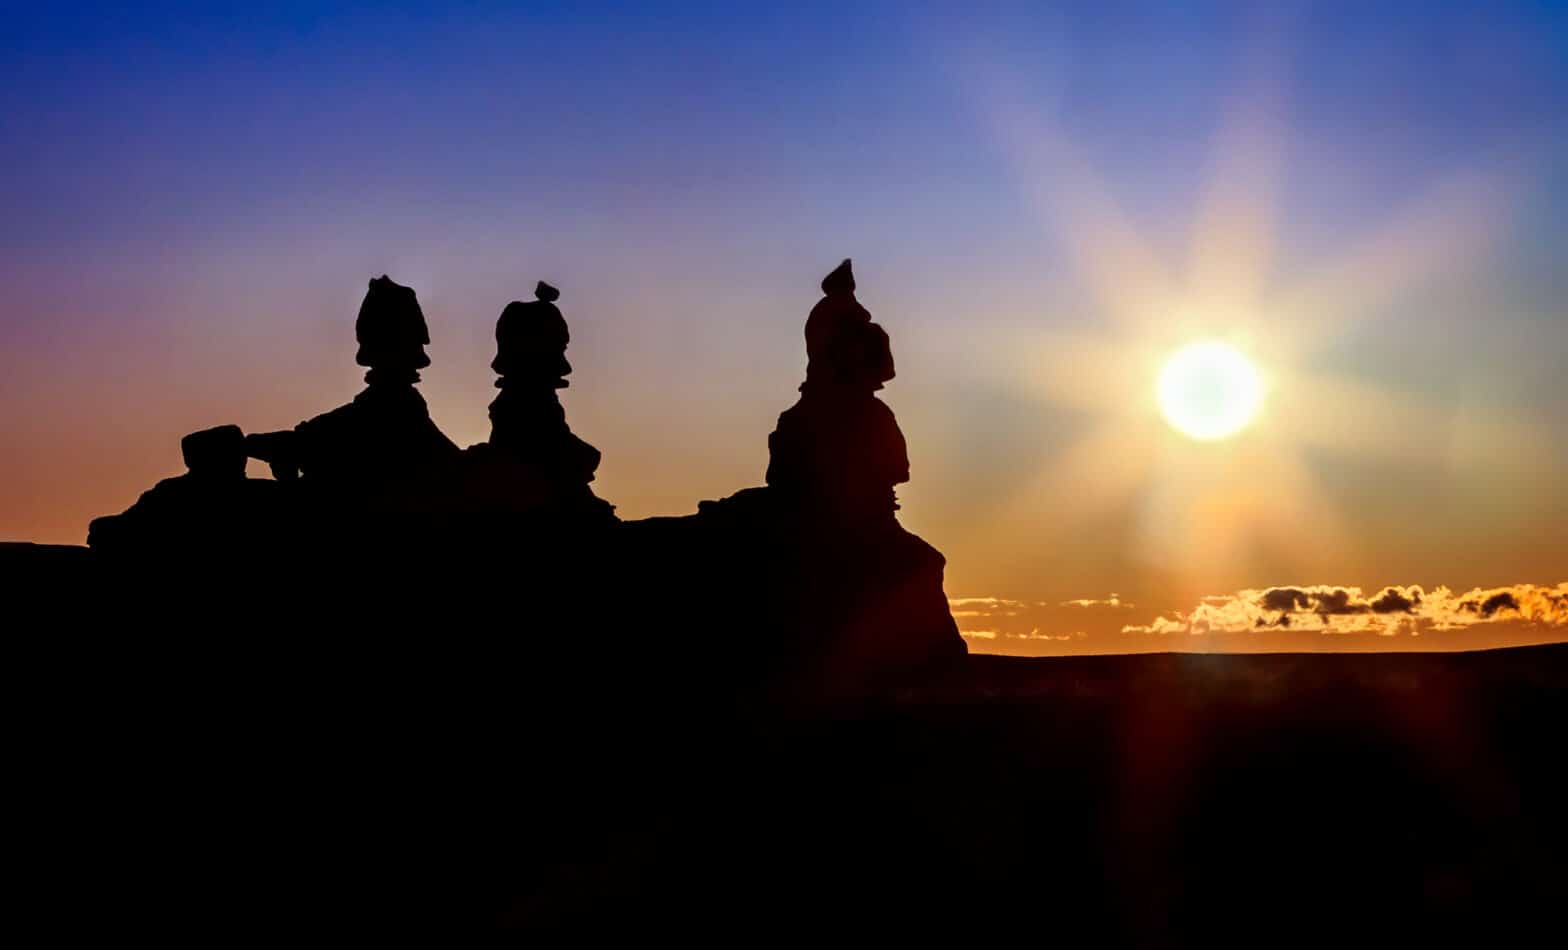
[4,586,1564,943]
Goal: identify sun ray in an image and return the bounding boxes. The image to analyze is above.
[1186,31,1291,319]
[1263,366,1550,476]
[993,328,1159,415]
[1267,368,1456,464]
[1023,415,1163,527]
[1272,168,1521,357]
[959,34,1540,593]
[1134,437,1356,584]
[988,102,1178,333]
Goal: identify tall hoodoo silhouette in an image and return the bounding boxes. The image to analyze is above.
[767,258,907,525]
[245,275,459,495]
[676,259,964,693]
[461,281,613,520]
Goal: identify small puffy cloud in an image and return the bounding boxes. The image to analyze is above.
[1258,587,1312,613]
[1369,587,1421,614]
[1128,614,1188,636]
[1060,593,1134,609]
[1460,591,1517,619]
[949,597,1027,607]
[1015,628,1087,642]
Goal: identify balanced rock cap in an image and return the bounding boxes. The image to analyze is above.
[493,280,570,380]
[355,275,431,369]
[180,424,246,475]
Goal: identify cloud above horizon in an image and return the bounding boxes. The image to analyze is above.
[1121,583,1568,637]
[952,594,1131,646]
[951,583,1568,652]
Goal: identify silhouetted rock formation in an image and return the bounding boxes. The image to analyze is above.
[459,282,614,522]
[87,424,283,558]
[661,259,964,695]
[244,275,459,507]
[76,266,959,697]
[768,259,905,524]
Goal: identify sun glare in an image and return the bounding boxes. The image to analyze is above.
[1157,341,1263,441]
[976,58,1524,577]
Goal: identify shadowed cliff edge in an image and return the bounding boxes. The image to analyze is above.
[4,263,1564,942]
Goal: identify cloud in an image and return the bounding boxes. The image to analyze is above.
[1460,591,1518,619]
[1252,585,1422,617]
[958,624,1083,643]
[950,584,1568,652]
[949,597,1027,607]
[1120,583,1568,636]
[950,592,1133,643]
[1125,614,1188,635]
[1017,628,1087,641]
[1369,587,1421,613]
[1060,593,1135,609]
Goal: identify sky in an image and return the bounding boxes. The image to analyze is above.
[2,2,1564,654]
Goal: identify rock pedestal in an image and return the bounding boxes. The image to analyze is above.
[460,281,614,523]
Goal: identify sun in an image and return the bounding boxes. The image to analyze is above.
[1157,341,1263,441]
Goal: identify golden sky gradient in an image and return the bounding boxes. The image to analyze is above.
[2,6,1564,654]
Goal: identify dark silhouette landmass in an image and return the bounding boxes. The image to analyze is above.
[2,585,1562,943]
[5,262,1563,941]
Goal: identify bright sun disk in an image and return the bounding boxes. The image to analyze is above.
[1157,341,1263,441]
